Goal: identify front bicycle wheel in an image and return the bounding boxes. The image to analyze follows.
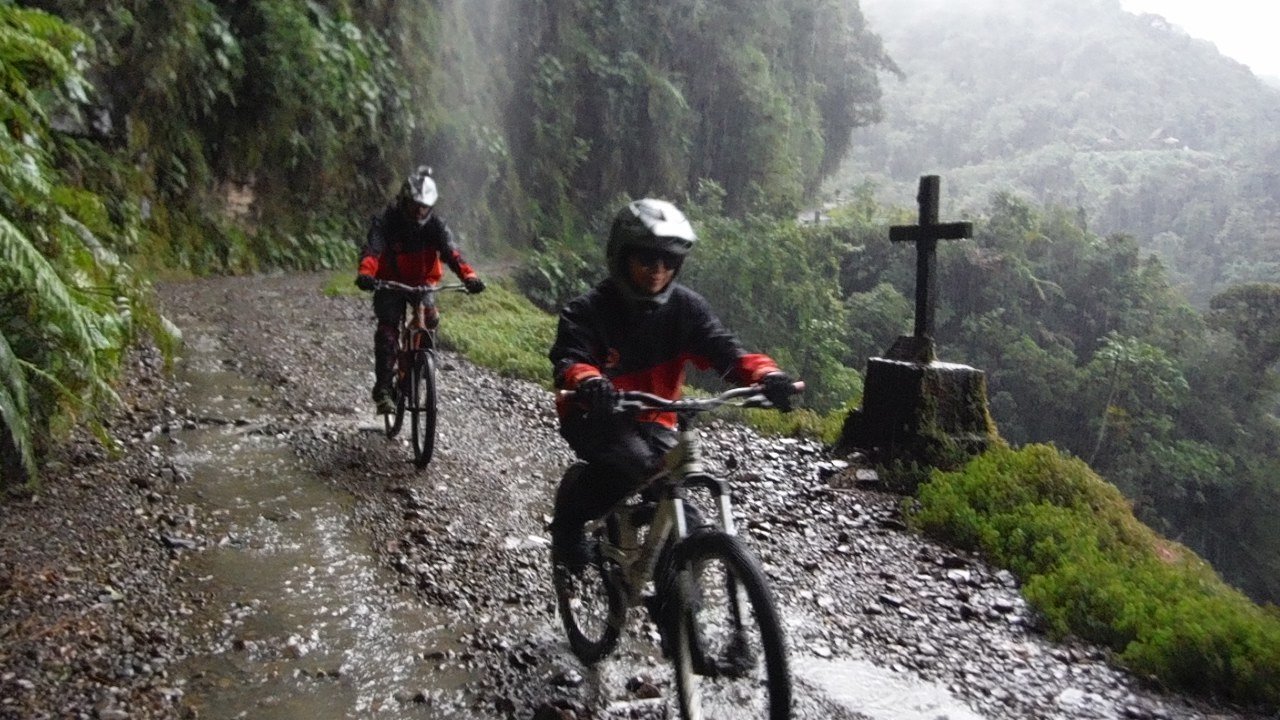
[553,529,626,664]
[669,532,791,720]
[409,350,437,468]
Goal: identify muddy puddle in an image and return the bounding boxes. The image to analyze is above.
[166,327,471,718]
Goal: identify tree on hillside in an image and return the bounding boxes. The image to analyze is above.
[511,0,894,220]
[1209,283,1280,372]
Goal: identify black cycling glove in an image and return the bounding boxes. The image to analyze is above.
[576,376,619,416]
[464,276,486,294]
[761,372,796,412]
[355,274,376,292]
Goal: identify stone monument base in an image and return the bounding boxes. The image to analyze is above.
[838,348,998,473]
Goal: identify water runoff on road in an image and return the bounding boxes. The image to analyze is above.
[165,324,470,718]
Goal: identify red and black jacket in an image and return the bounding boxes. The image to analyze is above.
[551,279,781,428]
[358,206,477,285]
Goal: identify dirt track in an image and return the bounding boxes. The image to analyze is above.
[0,273,1262,720]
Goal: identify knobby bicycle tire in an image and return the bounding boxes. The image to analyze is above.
[409,349,438,468]
[384,354,407,439]
[553,531,626,664]
[669,531,791,720]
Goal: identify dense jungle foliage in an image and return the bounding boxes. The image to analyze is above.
[836,0,1280,307]
[3,0,892,486]
[5,0,1280,707]
[0,4,175,482]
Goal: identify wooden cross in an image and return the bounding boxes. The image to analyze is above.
[889,175,972,342]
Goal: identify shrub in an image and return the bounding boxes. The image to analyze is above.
[910,444,1280,710]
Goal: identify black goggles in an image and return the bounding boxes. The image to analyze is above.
[630,247,683,269]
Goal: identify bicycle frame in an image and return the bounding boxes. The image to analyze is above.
[373,279,468,360]
[595,392,765,608]
[399,303,436,353]
[372,279,468,464]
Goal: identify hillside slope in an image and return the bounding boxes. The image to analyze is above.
[835,0,1280,305]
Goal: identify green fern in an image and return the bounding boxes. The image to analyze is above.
[0,6,156,487]
[0,333,36,481]
[0,215,105,356]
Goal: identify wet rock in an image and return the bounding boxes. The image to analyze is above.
[533,699,583,720]
[626,675,661,699]
[550,669,584,688]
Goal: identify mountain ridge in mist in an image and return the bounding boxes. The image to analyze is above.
[836,0,1280,304]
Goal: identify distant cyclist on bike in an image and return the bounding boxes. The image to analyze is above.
[548,198,796,569]
[356,165,486,414]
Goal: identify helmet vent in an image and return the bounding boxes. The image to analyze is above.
[636,200,665,221]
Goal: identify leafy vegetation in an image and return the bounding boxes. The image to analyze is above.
[0,5,176,487]
[510,0,894,221]
[682,184,865,413]
[910,444,1280,709]
[25,0,425,273]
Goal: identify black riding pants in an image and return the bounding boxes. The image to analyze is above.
[551,414,677,532]
[371,289,439,392]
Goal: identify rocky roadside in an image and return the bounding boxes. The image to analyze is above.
[0,344,206,720]
[0,272,1270,720]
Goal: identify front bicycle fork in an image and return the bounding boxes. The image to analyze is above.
[665,421,739,537]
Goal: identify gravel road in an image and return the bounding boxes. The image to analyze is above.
[0,273,1265,720]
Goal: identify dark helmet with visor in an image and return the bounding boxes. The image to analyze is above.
[606,198,696,305]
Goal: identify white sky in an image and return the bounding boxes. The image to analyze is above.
[1119,0,1280,78]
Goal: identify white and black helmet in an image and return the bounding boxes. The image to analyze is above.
[606,198,696,304]
[399,165,439,208]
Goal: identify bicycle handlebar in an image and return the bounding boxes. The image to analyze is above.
[371,279,470,294]
[560,381,805,413]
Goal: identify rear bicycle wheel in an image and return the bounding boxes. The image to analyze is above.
[409,349,437,468]
[384,354,406,439]
[669,532,791,720]
[553,527,626,664]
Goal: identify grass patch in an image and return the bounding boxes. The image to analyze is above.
[909,444,1280,711]
[724,404,846,444]
[436,280,557,385]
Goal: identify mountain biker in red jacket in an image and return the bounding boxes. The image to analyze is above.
[548,198,796,568]
[356,166,485,414]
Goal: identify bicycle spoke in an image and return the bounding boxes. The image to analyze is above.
[672,534,789,720]
[553,538,625,663]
